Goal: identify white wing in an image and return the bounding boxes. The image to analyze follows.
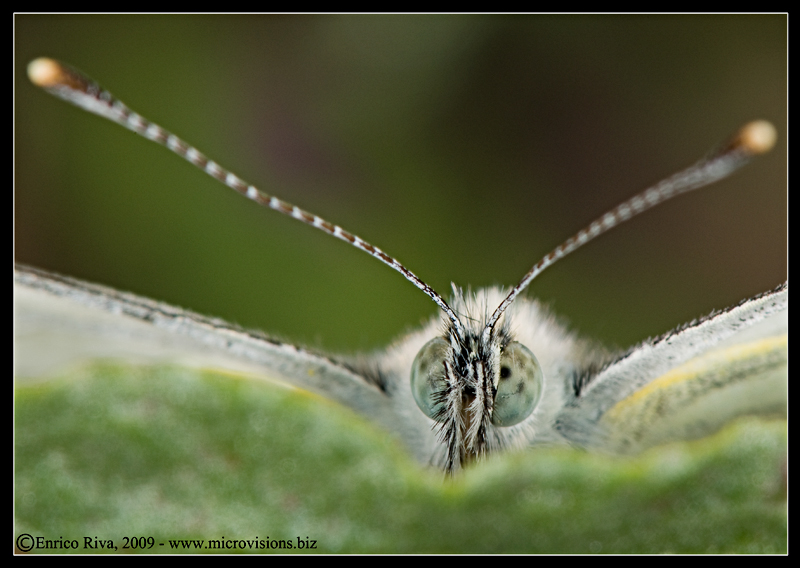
[553,283,788,453]
[14,264,438,462]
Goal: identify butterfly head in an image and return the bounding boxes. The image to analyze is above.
[410,290,544,472]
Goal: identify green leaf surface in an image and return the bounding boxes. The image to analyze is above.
[15,363,786,554]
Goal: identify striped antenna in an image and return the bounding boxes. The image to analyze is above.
[28,58,776,343]
[27,57,465,337]
[483,119,777,338]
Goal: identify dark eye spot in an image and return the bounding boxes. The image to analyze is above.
[500,366,511,379]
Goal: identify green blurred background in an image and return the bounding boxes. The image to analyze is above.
[15,15,787,355]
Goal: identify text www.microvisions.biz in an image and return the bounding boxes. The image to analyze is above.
[169,536,318,551]
[15,534,318,552]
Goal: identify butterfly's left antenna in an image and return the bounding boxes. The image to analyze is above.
[482,119,777,340]
[27,58,465,337]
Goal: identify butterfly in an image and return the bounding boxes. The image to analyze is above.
[15,58,787,478]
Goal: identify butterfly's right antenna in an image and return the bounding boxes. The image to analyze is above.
[27,57,465,337]
[483,119,777,340]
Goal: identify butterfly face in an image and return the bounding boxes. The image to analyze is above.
[410,306,544,470]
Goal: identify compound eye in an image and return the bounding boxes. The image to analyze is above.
[491,342,543,427]
[410,337,450,422]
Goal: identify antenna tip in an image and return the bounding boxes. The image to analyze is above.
[735,120,777,155]
[27,58,65,87]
